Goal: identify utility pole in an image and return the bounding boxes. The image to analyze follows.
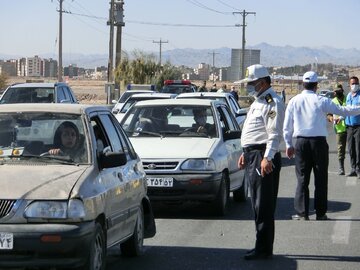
[57,0,64,82]
[233,10,256,80]
[153,39,168,66]
[208,51,219,83]
[107,0,115,104]
[114,0,125,100]
[114,0,125,69]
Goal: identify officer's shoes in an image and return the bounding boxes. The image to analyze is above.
[244,250,272,260]
[291,214,309,221]
[346,171,357,177]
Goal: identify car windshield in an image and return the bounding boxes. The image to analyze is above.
[0,112,89,164]
[0,87,55,104]
[121,104,218,138]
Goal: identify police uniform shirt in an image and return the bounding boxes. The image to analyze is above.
[283,90,360,148]
[241,87,285,160]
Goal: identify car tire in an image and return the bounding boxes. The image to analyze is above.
[213,172,229,216]
[233,174,248,202]
[80,222,106,270]
[120,205,144,257]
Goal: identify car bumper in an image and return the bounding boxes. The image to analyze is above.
[0,221,95,268]
[147,172,223,202]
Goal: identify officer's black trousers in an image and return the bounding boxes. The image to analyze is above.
[244,149,281,254]
[294,137,328,217]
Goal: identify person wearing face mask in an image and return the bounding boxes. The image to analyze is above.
[237,64,285,260]
[345,76,360,178]
[284,72,360,222]
[327,84,347,175]
[191,108,215,136]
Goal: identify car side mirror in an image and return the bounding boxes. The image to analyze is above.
[112,109,119,114]
[236,108,247,116]
[223,130,241,141]
[100,151,127,168]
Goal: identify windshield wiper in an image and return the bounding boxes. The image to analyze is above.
[20,154,80,165]
[128,129,163,137]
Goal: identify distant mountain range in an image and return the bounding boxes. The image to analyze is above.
[2,43,360,68]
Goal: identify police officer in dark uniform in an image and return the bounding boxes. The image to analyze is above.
[238,64,285,260]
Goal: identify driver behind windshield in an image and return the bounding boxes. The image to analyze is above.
[48,121,86,162]
[191,108,216,136]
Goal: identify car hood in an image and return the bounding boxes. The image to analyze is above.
[0,164,89,199]
[130,137,217,159]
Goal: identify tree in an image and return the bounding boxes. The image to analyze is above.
[114,50,182,91]
[0,73,8,90]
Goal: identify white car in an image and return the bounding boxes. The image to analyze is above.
[112,90,155,114]
[0,104,155,269]
[120,99,246,216]
[115,93,177,122]
[176,92,247,130]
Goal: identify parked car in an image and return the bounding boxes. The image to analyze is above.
[324,91,335,99]
[115,93,177,122]
[318,89,331,96]
[112,89,155,114]
[159,80,196,94]
[0,104,155,269]
[176,92,247,130]
[120,99,246,216]
[0,82,78,104]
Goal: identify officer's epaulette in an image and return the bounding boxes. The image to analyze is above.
[264,93,274,104]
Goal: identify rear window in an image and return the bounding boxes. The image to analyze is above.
[0,87,55,104]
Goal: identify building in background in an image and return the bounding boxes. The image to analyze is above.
[230,49,261,81]
[195,63,210,81]
[43,58,58,78]
[0,60,17,76]
[26,55,42,77]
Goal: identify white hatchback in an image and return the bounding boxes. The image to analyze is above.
[120,99,247,216]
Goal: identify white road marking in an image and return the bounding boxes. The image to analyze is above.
[331,216,351,244]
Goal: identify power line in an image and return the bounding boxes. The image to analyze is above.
[185,0,232,14]
[126,20,236,27]
[215,0,241,11]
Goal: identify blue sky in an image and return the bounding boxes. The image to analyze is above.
[1,0,359,57]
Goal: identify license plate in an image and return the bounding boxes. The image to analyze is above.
[147,177,173,187]
[0,232,13,250]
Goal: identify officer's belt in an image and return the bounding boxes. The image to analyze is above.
[243,144,266,153]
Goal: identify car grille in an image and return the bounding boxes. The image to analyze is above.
[0,199,16,218]
[142,161,178,170]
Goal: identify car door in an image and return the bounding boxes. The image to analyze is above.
[216,105,243,190]
[90,113,130,246]
[108,114,145,233]
[227,95,246,129]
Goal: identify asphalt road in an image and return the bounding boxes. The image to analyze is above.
[106,123,360,270]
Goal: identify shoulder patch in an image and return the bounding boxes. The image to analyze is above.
[269,110,276,119]
[265,93,274,104]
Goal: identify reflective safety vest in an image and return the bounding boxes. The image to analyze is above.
[332,96,347,133]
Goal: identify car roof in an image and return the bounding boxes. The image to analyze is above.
[134,98,215,107]
[129,93,177,99]
[7,82,67,88]
[177,92,230,98]
[0,103,109,114]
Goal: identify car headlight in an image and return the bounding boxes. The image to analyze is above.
[181,158,216,171]
[24,199,85,220]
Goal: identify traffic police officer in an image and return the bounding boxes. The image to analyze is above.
[283,71,360,221]
[238,64,285,260]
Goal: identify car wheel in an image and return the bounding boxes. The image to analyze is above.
[213,172,229,216]
[120,205,144,257]
[80,222,106,270]
[233,174,248,202]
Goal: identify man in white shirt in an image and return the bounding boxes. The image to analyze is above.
[238,64,285,260]
[283,71,360,221]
